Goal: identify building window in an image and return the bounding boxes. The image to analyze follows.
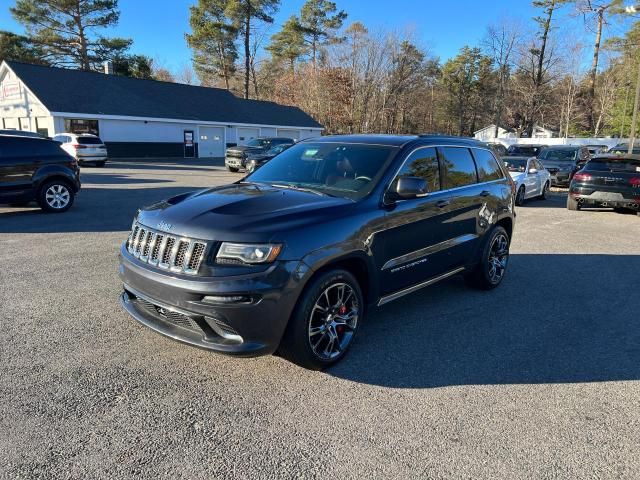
[64,118,99,135]
[35,117,49,137]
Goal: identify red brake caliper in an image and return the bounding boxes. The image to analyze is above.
[337,305,347,334]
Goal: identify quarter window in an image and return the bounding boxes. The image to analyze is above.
[440,147,478,188]
[472,148,504,182]
[396,147,440,192]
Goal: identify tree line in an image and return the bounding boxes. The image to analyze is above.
[1,0,638,138]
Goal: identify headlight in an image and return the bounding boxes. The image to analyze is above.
[216,242,282,264]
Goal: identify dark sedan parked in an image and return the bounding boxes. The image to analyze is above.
[0,134,81,212]
[119,135,516,369]
[245,143,293,173]
[538,145,590,186]
[568,154,640,213]
[225,137,295,172]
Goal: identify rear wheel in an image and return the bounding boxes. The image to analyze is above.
[465,226,510,290]
[279,269,362,370]
[515,186,526,206]
[567,195,580,211]
[37,180,75,213]
[539,181,550,200]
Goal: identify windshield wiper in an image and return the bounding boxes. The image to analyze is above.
[270,183,331,196]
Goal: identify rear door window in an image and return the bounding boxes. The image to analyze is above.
[440,147,478,188]
[472,148,504,182]
[396,147,441,192]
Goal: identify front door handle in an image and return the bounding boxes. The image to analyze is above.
[480,190,490,197]
[436,200,450,209]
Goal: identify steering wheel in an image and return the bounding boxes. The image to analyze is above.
[355,176,372,182]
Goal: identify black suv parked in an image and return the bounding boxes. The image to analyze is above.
[0,134,81,212]
[119,135,516,369]
[568,154,640,213]
[225,137,295,172]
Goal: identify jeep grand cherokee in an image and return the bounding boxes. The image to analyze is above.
[119,135,516,369]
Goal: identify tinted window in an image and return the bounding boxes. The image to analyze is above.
[396,147,440,192]
[0,137,63,157]
[77,136,103,145]
[247,142,397,200]
[507,145,542,156]
[539,149,577,162]
[473,148,503,181]
[585,158,640,173]
[504,158,528,172]
[441,147,478,188]
[270,138,293,146]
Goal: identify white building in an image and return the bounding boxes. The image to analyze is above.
[0,61,323,158]
[474,123,558,141]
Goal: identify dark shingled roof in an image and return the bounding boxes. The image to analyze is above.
[5,61,322,129]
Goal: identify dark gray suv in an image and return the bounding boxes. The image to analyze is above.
[119,135,516,369]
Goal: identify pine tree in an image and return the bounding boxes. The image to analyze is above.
[0,30,48,65]
[298,0,347,66]
[10,0,131,71]
[266,15,306,71]
[226,0,280,99]
[186,0,238,89]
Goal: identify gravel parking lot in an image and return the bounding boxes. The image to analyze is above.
[1,158,639,479]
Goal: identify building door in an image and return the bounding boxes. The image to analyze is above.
[198,126,225,157]
[237,127,260,145]
[184,130,195,158]
[276,129,300,140]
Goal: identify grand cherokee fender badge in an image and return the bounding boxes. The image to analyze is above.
[157,221,173,232]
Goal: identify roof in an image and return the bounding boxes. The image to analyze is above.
[473,124,514,134]
[311,134,485,148]
[4,61,322,129]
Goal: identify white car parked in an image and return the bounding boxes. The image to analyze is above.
[53,133,108,167]
[503,156,551,206]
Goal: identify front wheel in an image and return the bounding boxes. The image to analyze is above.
[279,269,363,370]
[227,166,239,173]
[37,180,75,213]
[465,226,510,290]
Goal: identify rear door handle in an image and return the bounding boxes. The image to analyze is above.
[436,200,450,209]
[480,190,490,197]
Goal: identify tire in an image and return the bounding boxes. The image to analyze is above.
[465,226,510,290]
[278,269,363,370]
[37,179,75,213]
[227,166,239,173]
[539,181,549,200]
[515,186,526,206]
[567,195,580,211]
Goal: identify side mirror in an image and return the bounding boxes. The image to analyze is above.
[389,176,429,201]
[528,168,538,174]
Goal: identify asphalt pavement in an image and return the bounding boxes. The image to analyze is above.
[1,159,639,479]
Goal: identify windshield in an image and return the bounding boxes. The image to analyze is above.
[538,149,576,162]
[245,142,398,200]
[267,144,289,155]
[586,158,640,173]
[507,145,541,156]
[246,138,269,148]
[503,158,528,172]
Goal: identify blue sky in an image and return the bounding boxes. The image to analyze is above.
[0,0,633,70]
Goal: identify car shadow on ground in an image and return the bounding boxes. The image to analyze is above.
[0,185,203,233]
[519,191,567,209]
[328,253,640,388]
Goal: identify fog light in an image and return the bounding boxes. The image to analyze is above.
[203,295,252,305]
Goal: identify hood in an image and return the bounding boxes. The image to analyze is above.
[226,145,266,154]
[136,183,353,241]
[246,152,275,161]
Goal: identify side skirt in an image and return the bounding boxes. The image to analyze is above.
[376,267,465,307]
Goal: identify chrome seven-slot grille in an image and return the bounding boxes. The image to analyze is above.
[127,222,208,275]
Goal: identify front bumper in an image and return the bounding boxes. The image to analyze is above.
[225,157,246,168]
[550,171,571,186]
[118,245,307,356]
